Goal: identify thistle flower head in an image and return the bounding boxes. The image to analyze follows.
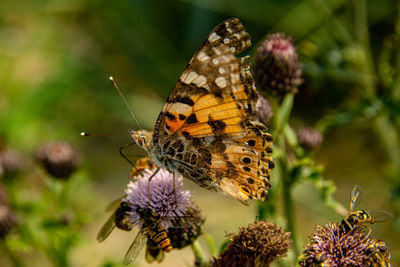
[256,95,274,125]
[299,223,375,266]
[297,127,323,150]
[35,142,80,179]
[253,33,302,96]
[124,168,191,228]
[212,221,292,267]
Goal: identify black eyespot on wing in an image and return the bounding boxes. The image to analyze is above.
[179,114,187,120]
[242,157,251,164]
[247,178,254,184]
[247,140,256,146]
[243,166,251,172]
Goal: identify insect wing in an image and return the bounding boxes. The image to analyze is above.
[370,210,394,223]
[97,212,116,242]
[349,185,363,212]
[123,229,147,265]
[105,195,124,212]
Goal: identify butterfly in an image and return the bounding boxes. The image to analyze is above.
[129,18,274,204]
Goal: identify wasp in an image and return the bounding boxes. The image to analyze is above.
[366,240,391,267]
[340,185,393,237]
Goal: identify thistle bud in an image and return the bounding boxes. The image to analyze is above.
[0,149,23,179]
[296,127,323,150]
[35,142,80,179]
[253,33,302,95]
[256,95,274,125]
[0,206,17,238]
[212,221,291,267]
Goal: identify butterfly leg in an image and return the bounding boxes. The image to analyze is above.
[119,142,137,168]
[147,168,161,205]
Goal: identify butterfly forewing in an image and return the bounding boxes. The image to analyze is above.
[148,18,274,203]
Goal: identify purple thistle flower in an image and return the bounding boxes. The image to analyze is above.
[124,168,191,228]
[299,223,376,266]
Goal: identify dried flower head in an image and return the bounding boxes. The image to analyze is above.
[297,127,323,150]
[299,223,376,266]
[35,142,80,179]
[124,168,191,228]
[0,149,23,178]
[212,221,292,267]
[167,203,204,249]
[256,95,274,125]
[0,206,17,238]
[253,33,302,96]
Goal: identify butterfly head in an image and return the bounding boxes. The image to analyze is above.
[129,129,152,152]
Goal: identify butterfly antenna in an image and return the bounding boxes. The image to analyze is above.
[109,76,142,130]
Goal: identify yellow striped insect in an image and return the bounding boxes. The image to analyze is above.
[340,185,393,238]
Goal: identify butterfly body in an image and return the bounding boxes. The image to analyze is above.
[130,18,274,203]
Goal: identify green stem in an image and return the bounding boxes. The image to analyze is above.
[352,0,376,99]
[191,240,207,265]
[279,152,299,258]
[1,241,25,267]
[202,232,217,257]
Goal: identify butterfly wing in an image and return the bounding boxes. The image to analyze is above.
[151,18,274,203]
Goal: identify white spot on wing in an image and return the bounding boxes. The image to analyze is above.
[218,67,225,74]
[223,38,230,44]
[212,58,219,65]
[164,103,192,114]
[230,47,236,53]
[192,75,207,87]
[182,71,198,84]
[197,51,210,62]
[231,73,240,84]
[208,32,221,42]
[215,77,227,88]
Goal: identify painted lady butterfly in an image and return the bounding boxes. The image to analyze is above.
[130,18,274,203]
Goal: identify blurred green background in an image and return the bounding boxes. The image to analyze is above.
[1,0,400,266]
